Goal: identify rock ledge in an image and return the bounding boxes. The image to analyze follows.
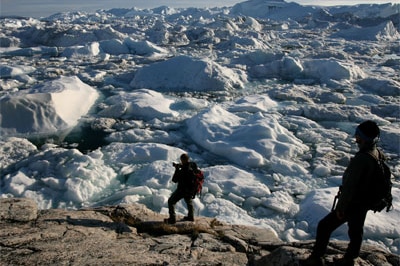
[0,198,398,265]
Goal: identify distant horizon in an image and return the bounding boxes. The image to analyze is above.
[0,0,397,18]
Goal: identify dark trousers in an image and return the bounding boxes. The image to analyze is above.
[313,208,368,259]
[168,189,194,219]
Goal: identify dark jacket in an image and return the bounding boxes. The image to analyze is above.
[336,145,382,213]
[172,162,197,196]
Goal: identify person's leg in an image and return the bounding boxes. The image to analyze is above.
[301,212,346,265]
[312,211,346,257]
[345,208,368,259]
[167,190,183,223]
[183,196,194,221]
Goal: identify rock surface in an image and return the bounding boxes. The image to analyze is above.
[0,198,398,266]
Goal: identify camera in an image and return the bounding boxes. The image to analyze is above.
[173,162,182,168]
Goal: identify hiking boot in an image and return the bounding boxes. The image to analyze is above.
[299,254,325,266]
[182,216,194,222]
[164,217,176,224]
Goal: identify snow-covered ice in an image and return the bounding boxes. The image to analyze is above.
[131,55,245,91]
[0,76,99,136]
[0,0,399,255]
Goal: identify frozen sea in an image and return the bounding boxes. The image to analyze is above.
[0,0,399,255]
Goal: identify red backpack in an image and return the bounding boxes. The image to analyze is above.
[189,162,204,199]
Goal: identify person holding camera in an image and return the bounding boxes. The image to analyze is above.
[165,153,198,224]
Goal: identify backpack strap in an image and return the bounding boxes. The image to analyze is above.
[189,162,198,172]
[362,149,384,163]
[377,149,387,162]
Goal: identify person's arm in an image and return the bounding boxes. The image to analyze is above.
[335,154,365,217]
[172,167,182,183]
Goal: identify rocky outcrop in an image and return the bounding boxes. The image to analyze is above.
[0,198,398,265]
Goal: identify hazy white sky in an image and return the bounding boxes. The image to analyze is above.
[0,0,397,18]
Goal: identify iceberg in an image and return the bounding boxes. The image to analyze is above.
[0,76,99,136]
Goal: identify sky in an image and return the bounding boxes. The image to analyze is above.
[0,0,397,18]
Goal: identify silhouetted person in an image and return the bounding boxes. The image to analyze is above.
[165,153,197,224]
[301,120,385,266]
